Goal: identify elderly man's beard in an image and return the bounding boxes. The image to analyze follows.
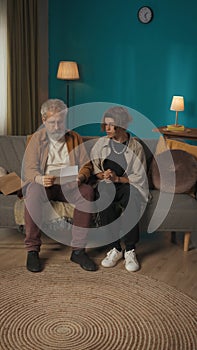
[47,130,66,141]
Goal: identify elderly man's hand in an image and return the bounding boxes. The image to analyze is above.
[42,175,56,187]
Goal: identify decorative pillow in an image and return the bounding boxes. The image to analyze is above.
[155,136,168,155]
[166,138,197,160]
[151,149,197,193]
[0,167,8,194]
[0,166,7,177]
[155,136,197,160]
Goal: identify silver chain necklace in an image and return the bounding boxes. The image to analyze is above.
[111,139,128,155]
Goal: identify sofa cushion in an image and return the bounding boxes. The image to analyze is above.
[0,135,26,176]
[166,139,197,159]
[155,136,197,160]
[151,149,197,193]
[14,198,75,226]
[140,190,197,232]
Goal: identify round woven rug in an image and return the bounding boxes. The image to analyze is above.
[0,264,196,350]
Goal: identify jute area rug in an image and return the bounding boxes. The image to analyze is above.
[0,263,196,350]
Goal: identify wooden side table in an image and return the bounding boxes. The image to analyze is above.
[153,126,197,141]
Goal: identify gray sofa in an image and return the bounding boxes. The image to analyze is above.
[0,136,26,227]
[0,135,196,252]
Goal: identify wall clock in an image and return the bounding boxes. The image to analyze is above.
[137,6,153,24]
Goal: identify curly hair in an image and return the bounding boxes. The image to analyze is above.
[101,106,132,131]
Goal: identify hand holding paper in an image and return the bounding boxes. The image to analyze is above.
[49,166,78,185]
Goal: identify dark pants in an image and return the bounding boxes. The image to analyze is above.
[95,182,144,250]
[24,182,94,251]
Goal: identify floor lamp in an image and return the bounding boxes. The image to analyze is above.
[57,61,79,107]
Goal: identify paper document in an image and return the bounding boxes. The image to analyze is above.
[49,166,78,184]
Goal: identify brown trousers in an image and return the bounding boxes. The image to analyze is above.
[24,182,94,251]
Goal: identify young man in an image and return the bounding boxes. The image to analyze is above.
[22,99,97,272]
[91,106,149,271]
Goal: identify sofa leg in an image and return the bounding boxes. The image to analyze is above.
[183,232,191,252]
[171,231,176,244]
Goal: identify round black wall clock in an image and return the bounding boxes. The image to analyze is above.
[137,6,153,24]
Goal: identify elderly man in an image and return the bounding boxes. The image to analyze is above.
[22,99,97,272]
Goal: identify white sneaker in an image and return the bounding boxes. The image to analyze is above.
[101,248,123,268]
[124,249,140,272]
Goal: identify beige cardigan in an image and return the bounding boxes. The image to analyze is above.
[90,135,149,202]
[22,128,92,185]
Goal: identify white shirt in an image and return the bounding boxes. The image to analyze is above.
[45,138,70,174]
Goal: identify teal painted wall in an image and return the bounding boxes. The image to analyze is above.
[49,0,197,135]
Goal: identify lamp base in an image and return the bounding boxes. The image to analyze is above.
[166,124,185,132]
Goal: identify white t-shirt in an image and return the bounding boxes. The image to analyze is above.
[45,138,70,174]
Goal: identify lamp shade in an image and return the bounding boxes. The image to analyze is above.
[57,61,79,80]
[170,96,184,111]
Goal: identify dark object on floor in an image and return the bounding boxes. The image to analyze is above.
[70,249,97,271]
[26,251,42,273]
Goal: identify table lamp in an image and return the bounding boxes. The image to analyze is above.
[167,95,185,131]
[57,61,79,107]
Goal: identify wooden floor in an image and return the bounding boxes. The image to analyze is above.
[0,227,196,300]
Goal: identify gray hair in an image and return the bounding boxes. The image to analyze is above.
[41,99,68,119]
[102,106,133,129]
